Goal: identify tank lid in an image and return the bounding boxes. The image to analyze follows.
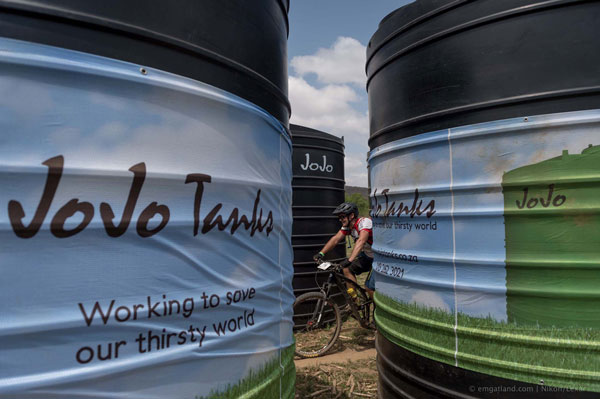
[290,124,345,146]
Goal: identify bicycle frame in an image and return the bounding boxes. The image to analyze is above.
[318,265,373,329]
[292,261,375,358]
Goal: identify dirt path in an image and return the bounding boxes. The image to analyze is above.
[294,348,377,369]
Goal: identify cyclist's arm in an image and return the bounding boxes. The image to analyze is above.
[348,230,369,263]
[319,230,346,255]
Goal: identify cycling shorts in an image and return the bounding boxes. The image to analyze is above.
[346,252,374,290]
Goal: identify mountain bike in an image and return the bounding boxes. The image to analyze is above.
[293,259,375,358]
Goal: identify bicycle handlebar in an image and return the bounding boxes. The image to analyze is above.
[315,259,343,272]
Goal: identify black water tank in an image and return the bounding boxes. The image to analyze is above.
[368,0,600,397]
[0,1,294,397]
[0,0,290,125]
[291,124,346,305]
[367,0,600,148]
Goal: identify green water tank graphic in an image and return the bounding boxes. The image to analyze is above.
[503,145,600,327]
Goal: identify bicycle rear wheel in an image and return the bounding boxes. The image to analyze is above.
[293,292,341,358]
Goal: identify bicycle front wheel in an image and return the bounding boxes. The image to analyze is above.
[293,292,341,358]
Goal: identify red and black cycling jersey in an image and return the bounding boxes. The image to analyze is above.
[340,217,373,245]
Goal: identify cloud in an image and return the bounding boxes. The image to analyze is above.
[289,76,369,187]
[288,37,372,187]
[410,290,451,312]
[371,154,450,191]
[290,37,366,86]
[457,291,507,321]
[450,113,600,186]
[0,75,54,117]
[344,154,368,189]
[288,76,362,123]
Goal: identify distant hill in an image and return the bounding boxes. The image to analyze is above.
[345,185,369,198]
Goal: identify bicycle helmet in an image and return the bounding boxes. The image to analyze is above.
[332,202,358,217]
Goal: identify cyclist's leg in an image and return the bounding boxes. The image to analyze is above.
[343,264,358,287]
[343,256,367,288]
[344,253,369,283]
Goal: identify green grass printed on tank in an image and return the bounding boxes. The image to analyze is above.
[375,293,600,392]
[198,344,295,399]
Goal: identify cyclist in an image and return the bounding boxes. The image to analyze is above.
[313,202,374,296]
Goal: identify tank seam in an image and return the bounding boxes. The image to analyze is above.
[448,127,459,367]
[277,134,285,399]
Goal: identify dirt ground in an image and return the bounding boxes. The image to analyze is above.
[294,316,378,398]
[295,347,376,369]
[294,356,378,398]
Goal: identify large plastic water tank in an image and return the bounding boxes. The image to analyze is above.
[290,124,346,322]
[367,0,600,396]
[0,1,295,398]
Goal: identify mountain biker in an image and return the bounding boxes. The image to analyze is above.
[313,202,374,297]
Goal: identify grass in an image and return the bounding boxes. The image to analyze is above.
[200,344,295,399]
[295,358,378,398]
[375,293,600,392]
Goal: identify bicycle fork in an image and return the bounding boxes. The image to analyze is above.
[307,283,332,329]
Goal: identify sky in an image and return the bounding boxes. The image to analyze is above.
[287,0,414,187]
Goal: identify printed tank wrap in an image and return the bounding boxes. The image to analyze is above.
[0,39,295,399]
[369,109,600,391]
